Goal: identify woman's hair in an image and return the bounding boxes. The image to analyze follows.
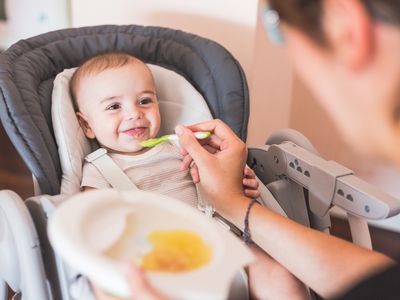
[70,52,140,111]
[269,0,400,45]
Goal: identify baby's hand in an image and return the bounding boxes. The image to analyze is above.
[243,167,260,199]
[186,159,260,199]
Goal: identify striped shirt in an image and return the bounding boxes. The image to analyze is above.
[81,142,198,207]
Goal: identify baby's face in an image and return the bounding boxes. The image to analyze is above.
[76,62,161,155]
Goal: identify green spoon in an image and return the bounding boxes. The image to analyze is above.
[140,131,211,148]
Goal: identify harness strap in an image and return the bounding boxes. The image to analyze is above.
[84,148,138,190]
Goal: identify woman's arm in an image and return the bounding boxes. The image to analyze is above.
[248,244,311,300]
[223,195,394,298]
[175,121,395,299]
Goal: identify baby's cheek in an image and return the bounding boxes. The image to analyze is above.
[151,124,160,138]
[153,111,161,133]
[97,127,117,144]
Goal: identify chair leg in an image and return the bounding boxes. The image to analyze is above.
[0,280,7,300]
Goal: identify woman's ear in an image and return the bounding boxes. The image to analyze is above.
[76,112,96,139]
[324,0,374,70]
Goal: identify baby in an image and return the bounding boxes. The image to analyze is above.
[70,52,259,205]
[70,52,264,300]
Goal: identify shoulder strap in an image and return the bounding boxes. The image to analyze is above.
[84,148,138,190]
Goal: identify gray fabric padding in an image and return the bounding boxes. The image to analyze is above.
[0,25,249,195]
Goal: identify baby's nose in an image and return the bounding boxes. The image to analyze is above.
[125,108,143,120]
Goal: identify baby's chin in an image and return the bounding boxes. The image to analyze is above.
[128,145,151,155]
[99,143,149,156]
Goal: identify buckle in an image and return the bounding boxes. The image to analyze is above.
[85,148,107,162]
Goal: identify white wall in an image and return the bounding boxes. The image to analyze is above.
[71,0,258,82]
[247,2,293,146]
[0,0,70,49]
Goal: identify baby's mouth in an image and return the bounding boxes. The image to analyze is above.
[121,127,147,137]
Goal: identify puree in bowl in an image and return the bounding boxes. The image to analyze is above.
[141,229,212,272]
[104,214,212,273]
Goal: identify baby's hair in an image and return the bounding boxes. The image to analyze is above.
[70,52,142,111]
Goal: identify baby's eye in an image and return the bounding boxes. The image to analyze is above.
[106,103,121,110]
[138,97,153,105]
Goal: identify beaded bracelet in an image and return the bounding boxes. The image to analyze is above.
[242,198,257,245]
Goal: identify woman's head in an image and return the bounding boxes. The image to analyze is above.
[266,0,400,164]
[268,0,400,45]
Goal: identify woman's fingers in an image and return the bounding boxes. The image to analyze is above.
[204,144,219,154]
[180,146,217,172]
[92,285,117,300]
[175,125,213,166]
[123,263,168,300]
[186,119,238,140]
[180,153,193,170]
[179,132,220,157]
[208,134,222,149]
[190,163,200,184]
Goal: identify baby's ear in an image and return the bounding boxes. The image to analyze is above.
[76,112,96,139]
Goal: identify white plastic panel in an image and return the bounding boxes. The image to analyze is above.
[0,190,50,300]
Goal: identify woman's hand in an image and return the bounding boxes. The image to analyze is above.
[184,161,260,199]
[123,264,169,300]
[175,120,248,214]
[94,264,169,300]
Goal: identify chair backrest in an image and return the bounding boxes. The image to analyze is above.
[0,25,249,195]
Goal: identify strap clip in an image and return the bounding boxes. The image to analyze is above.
[85,148,107,163]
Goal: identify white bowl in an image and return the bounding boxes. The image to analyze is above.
[48,189,254,300]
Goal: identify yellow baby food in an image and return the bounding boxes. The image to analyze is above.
[141,229,212,272]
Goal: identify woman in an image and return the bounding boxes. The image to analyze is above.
[105,0,400,299]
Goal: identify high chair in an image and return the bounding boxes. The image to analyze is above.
[1,24,399,300]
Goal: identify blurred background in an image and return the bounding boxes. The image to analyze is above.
[1,0,399,248]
